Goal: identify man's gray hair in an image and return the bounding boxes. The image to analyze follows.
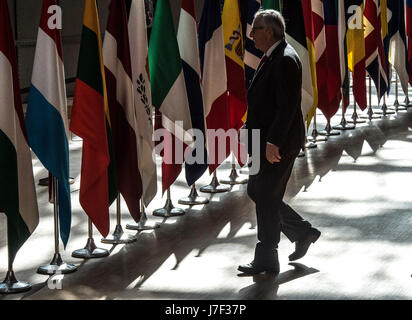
[254,9,285,40]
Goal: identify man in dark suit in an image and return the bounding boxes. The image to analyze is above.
[238,9,321,275]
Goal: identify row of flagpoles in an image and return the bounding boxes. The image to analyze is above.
[1,0,412,293]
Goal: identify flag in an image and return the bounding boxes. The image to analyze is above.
[127,0,157,207]
[70,0,114,237]
[407,0,412,85]
[222,0,248,130]
[387,0,409,96]
[103,0,142,222]
[380,0,391,93]
[244,0,263,88]
[311,0,329,122]
[282,0,314,122]
[301,0,319,128]
[0,0,39,264]
[345,0,367,110]
[177,0,208,186]
[222,0,248,168]
[364,0,388,101]
[149,0,192,193]
[261,0,281,10]
[25,0,71,247]
[198,0,231,173]
[338,0,350,112]
[322,0,342,120]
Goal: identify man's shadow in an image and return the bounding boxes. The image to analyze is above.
[237,262,319,300]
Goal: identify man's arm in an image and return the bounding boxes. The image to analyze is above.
[266,56,301,150]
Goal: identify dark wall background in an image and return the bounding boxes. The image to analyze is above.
[8,0,249,102]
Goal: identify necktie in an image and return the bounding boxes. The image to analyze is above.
[257,55,267,71]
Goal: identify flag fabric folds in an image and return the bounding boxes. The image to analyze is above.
[261,0,281,10]
[380,0,391,93]
[321,0,342,121]
[387,0,409,96]
[103,0,142,222]
[222,0,248,130]
[301,0,319,128]
[345,0,367,110]
[222,0,248,168]
[127,0,157,207]
[407,0,412,85]
[282,0,314,122]
[149,0,192,193]
[338,0,350,112]
[244,0,263,88]
[198,0,230,173]
[0,0,39,264]
[25,0,71,247]
[364,0,388,101]
[70,0,113,237]
[177,0,208,186]
[311,0,329,121]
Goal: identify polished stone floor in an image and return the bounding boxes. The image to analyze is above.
[1,84,412,300]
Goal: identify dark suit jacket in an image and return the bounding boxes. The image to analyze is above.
[245,40,305,160]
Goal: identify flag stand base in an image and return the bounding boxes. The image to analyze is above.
[360,108,382,120]
[101,225,137,244]
[403,96,411,107]
[297,149,305,158]
[37,253,77,275]
[307,129,328,142]
[0,271,31,294]
[126,205,160,230]
[388,100,407,111]
[220,166,248,185]
[72,238,110,259]
[347,110,366,124]
[153,198,185,217]
[200,175,230,193]
[375,103,395,116]
[305,140,317,149]
[318,123,341,136]
[333,118,355,130]
[239,167,249,175]
[178,185,209,205]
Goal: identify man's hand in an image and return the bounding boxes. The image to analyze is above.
[266,143,281,163]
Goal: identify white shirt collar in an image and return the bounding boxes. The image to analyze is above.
[265,39,283,58]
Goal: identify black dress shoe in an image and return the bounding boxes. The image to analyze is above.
[288,229,321,261]
[238,262,279,275]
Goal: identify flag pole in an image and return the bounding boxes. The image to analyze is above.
[360,76,381,120]
[72,219,110,259]
[347,71,366,124]
[126,199,161,231]
[309,108,327,142]
[153,188,185,217]
[178,183,210,205]
[0,225,32,294]
[199,170,230,193]
[374,64,394,116]
[318,117,341,136]
[101,195,137,244]
[403,81,411,107]
[333,88,355,131]
[220,154,248,185]
[38,176,77,275]
[391,74,407,111]
[305,121,317,149]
